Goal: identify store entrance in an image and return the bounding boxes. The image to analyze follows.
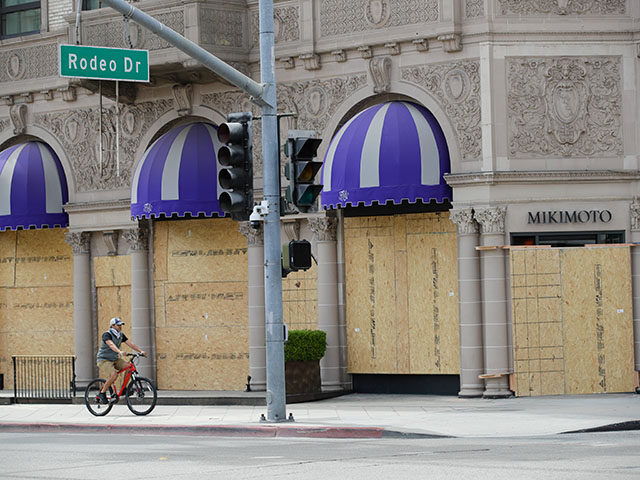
[511,231,624,247]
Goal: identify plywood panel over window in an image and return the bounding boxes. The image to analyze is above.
[510,246,635,396]
[344,212,459,374]
[0,230,73,390]
[154,218,248,390]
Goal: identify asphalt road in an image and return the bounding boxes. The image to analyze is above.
[1,431,639,479]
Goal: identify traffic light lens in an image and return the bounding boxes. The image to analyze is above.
[218,124,231,143]
[298,164,314,182]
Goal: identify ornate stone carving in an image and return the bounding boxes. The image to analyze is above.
[17,93,33,104]
[283,221,300,241]
[402,60,482,161]
[0,44,57,82]
[103,231,119,256]
[0,118,9,133]
[465,0,484,17]
[82,11,184,50]
[300,53,321,71]
[320,0,438,37]
[384,43,400,55]
[35,99,173,192]
[200,9,244,47]
[412,38,429,52]
[332,50,347,62]
[358,46,373,59]
[280,57,295,69]
[172,84,193,116]
[438,33,462,53]
[370,57,392,93]
[40,90,54,101]
[239,222,264,247]
[65,232,91,255]
[9,104,27,135]
[631,198,640,232]
[507,56,622,158]
[475,207,507,235]
[59,87,77,103]
[449,208,478,235]
[251,6,300,47]
[123,228,149,251]
[309,217,338,242]
[498,0,625,15]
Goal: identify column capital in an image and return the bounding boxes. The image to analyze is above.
[631,198,640,232]
[239,222,264,246]
[123,227,149,251]
[309,216,338,242]
[475,206,507,235]
[65,232,91,255]
[449,208,478,235]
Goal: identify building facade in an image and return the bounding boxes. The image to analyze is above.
[0,0,639,398]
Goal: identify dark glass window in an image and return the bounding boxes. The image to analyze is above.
[82,0,101,10]
[511,231,625,248]
[1,0,40,38]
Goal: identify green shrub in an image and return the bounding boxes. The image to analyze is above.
[284,329,327,362]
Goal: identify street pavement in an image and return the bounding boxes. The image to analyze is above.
[0,391,639,439]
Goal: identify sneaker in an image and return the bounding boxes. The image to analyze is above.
[97,392,108,405]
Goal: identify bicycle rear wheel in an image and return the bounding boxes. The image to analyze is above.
[125,376,157,416]
[84,378,115,417]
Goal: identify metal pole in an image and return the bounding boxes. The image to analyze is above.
[259,0,286,422]
[99,0,267,107]
[116,80,120,177]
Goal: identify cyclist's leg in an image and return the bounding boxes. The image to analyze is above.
[100,358,128,393]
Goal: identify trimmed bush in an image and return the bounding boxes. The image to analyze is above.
[284,329,327,362]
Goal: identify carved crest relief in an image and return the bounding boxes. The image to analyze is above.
[402,60,482,161]
[7,53,25,80]
[9,104,27,135]
[507,56,622,158]
[0,44,57,82]
[369,56,392,93]
[365,0,390,27]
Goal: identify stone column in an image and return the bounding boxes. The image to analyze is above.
[450,208,484,397]
[65,232,93,388]
[475,206,512,398]
[239,222,266,391]
[309,216,341,390]
[123,227,154,381]
[630,200,640,376]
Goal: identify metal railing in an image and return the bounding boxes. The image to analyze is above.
[12,355,76,402]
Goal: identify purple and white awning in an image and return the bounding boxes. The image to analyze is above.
[321,101,452,209]
[0,142,69,231]
[131,122,226,219]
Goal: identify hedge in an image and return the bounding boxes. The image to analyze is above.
[284,329,327,362]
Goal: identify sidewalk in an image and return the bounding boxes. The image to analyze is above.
[0,391,639,438]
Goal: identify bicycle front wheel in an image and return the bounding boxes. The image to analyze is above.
[125,376,157,416]
[85,378,114,417]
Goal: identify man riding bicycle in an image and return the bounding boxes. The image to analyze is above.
[96,317,146,404]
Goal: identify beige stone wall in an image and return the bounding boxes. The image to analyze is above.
[344,212,459,374]
[510,246,635,396]
[153,218,248,390]
[0,229,74,390]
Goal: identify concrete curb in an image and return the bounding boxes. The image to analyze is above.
[561,420,640,434]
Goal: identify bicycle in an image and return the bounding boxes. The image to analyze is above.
[84,353,157,417]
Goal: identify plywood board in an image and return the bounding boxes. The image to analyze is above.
[282,265,318,330]
[0,231,16,287]
[94,255,131,287]
[345,213,459,375]
[14,229,73,287]
[153,221,169,282]
[166,218,248,283]
[510,246,635,396]
[97,286,132,335]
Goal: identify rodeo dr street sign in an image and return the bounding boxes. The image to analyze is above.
[59,44,149,82]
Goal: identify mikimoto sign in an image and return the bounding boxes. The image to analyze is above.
[59,44,149,82]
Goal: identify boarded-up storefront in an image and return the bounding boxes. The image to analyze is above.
[153,218,248,390]
[0,229,74,389]
[344,212,459,374]
[510,246,636,396]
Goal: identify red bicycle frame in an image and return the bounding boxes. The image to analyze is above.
[112,361,136,398]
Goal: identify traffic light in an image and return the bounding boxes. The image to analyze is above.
[284,131,322,213]
[282,239,312,277]
[217,112,253,221]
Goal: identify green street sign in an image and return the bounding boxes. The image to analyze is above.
[59,44,149,82]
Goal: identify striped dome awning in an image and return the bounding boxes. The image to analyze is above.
[0,142,69,231]
[131,122,226,219]
[321,101,452,209]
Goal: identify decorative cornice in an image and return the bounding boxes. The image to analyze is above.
[63,199,132,213]
[445,170,640,187]
[238,222,264,247]
[123,227,149,251]
[449,208,478,235]
[475,206,507,235]
[309,216,338,242]
[65,232,91,255]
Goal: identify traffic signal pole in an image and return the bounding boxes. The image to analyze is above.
[100,0,287,422]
